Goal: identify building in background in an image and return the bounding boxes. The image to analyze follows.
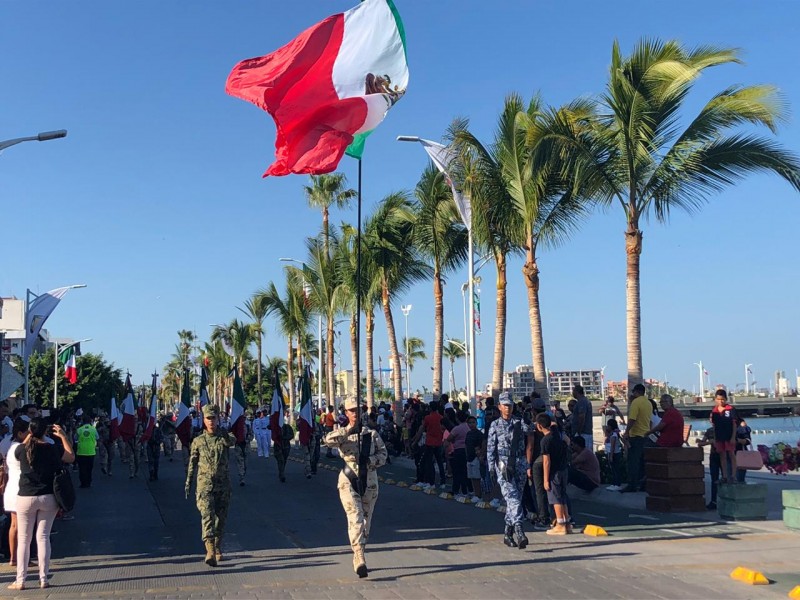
[502,365,536,399]
[0,296,50,365]
[548,369,602,398]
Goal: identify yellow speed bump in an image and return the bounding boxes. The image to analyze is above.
[396,481,408,488]
[788,585,800,599]
[423,487,438,495]
[409,484,422,491]
[439,492,453,500]
[583,524,608,537]
[475,501,492,509]
[384,479,396,485]
[730,567,768,585]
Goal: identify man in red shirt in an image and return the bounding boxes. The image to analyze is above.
[648,394,685,448]
[419,400,446,486]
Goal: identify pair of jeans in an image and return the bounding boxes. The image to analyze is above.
[450,448,469,495]
[15,494,58,585]
[422,445,446,485]
[76,454,94,487]
[568,467,599,492]
[626,436,646,490]
[609,453,623,486]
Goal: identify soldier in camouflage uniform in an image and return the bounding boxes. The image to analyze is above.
[324,397,387,578]
[273,414,293,483]
[160,413,177,461]
[127,414,145,478]
[487,392,531,550]
[96,415,114,476]
[184,404,236,567]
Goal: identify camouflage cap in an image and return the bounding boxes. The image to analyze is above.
[344,397,358,410]
[498,391,513,406]
[202,404,219,418]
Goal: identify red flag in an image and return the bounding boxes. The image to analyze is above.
[119,375,137,442]
[109,397,120,442]
[140,374,158,444]
[175,369,193,448]
[269,368,285,444]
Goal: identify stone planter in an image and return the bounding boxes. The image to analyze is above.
[783,490,800,531]
[718,483,767,520]
[644,447,705,512]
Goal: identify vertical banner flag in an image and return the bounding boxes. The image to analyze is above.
[230,366,247,444]
[176,369,193,448]
[269,367,285,444]
[225,0,409,176]
[109,396,120,442]
[298,366,313,446]
[58,345,78,384]
[119,375,137,442]
[24,287,73,360]
[199,367,210,408]
[473,288,481,334]
[141,373,158,443]
[417,139,472,231]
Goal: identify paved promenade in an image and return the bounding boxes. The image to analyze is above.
[2,445,799,599]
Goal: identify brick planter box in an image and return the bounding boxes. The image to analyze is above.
[644,447,705,513]
[718,483,767,520]
[783,490,800,531]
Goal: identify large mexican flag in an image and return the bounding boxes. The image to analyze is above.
[226,0,409,177]
[230,367,248,444]
[175,369,193,447]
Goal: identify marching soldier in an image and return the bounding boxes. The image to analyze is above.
[96,414,114,476]
[185,404,236,567]
[160,413,177,461]
[127,411,145,478]
[487,392,532,550]
[324,397,387,578]
[273,412,293,483]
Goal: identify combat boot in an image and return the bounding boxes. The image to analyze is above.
[214,537,223,562]
[353,546,368,578]
[514,523,528,550]
[503,525,517,548]
[204,539,217,567]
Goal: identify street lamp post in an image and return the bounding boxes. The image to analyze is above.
[744,363,753,395]
[0,129,67,153]
[280,258,324,409]
[445,336,467,400]
[400,304,412,398]
[600,366,607,402]
[694,361,705,399]
[53,338,91,408]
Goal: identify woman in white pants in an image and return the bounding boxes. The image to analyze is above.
[3,418,30,567]
[9,418,74,590]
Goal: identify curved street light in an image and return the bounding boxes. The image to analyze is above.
[0,129,67,152]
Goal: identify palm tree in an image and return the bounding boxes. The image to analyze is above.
[364,192,432,404]
[412,164,468,397]
[238,292,270,403]
[539,39,800,387]
[204,340,232,407]
[450,120,522,399]
[336,223,380,407]
[442,338,466,396]
[211,319,254,380]
[304,173,357,258]
[401,336,427,373]
[456,94,589,400]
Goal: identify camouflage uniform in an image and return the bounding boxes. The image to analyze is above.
[324,408,387,577]
[96,419,114,475]
[487,394,531,549]
[185,405,236,567]
[273,422,294,482]
[127,420,144,478]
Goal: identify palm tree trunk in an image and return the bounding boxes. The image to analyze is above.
[326,316,335,408]
[323,206,330,260]
[491,250,507,399]
[432,270,444,397]
[350,313,359,406]
[522,241,548,400]
[286,339,296,414]
[365,309,375,408]
[381,282,403,411]
[626,219,644,388]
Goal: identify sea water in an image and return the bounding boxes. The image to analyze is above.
[688,415,800,447]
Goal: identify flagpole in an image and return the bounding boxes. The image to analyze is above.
[467,229,477,410]
[24,289,33,404]
[355,158,362,434]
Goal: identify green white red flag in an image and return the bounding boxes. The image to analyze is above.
[141,373,158,443]
[176,369,193,447]
[269,367,285,443]
[225,0,409,176]
[58,345,78,384]
[297,366,313,446]
[119,375,137,442]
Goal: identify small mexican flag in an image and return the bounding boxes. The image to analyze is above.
[58,345,78,384]
[226,0,409,177]
[230,366,247,444]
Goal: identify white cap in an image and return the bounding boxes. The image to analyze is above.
[444,402,454,410]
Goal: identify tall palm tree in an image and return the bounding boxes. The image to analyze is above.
[401,335,427,371]
[304,173,357,258]
[336,223,379,407]
[364,192,432,404]
[442,339,466,397]
[450,121,522,399]
[204,340,232,407]
[539,39,800,387]
[211,319,254,380]
[238,292,270,403]
[412,164,468,397]
[456,94,589,400]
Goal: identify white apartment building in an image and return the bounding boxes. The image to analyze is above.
[548,369,602,398]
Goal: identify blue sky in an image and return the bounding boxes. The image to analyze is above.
[2,1,799,395]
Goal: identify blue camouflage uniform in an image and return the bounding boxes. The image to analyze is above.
[487,413,531,527]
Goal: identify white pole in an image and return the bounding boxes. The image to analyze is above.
[405,311,410,396]
[318,315,322,409]
[53,342,59,408]
[744,363,752,395]
[695,361,705,399]
[467,229,477,410]
[461,284,469,403]
[23,289,31,404]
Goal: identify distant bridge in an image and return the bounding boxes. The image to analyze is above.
[674,396,800,419]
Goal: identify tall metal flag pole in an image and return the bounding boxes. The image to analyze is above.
[355,158,363,435]
[152,370,159,414]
